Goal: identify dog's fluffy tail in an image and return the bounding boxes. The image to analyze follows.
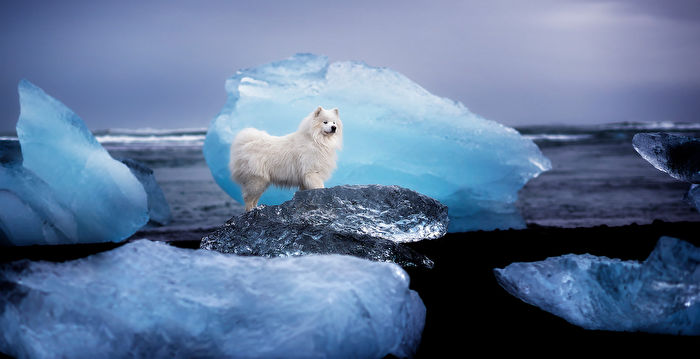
[230,128,272,182]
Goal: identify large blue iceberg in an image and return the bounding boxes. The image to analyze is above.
[203,54,551,232]
[0,240,425,358]
[494,237,700,334]
[1,80,148,244]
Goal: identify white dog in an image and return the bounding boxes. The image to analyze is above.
[230,106,343,211]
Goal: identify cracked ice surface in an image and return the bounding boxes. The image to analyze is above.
[495,237,700,334]
[0,240,425,358]
[203,53,551,231]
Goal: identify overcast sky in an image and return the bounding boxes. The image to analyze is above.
[1,0,699,132]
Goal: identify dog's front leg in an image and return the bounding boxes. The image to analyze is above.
[302,172,325,190]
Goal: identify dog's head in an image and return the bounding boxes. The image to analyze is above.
[301,106,343,149]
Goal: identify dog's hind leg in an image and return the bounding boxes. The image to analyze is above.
[302,172,325,190]
[242,177,268,211]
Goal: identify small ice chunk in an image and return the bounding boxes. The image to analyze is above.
[632,132,700,183]
[203,53,551,232]
[494,237,700,334]
[121,158,172,226]
[14,80,148,243]
[0,240,425,358]
[686,184,700,211]
[201,185,445,268]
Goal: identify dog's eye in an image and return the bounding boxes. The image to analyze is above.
[323,121,328,124]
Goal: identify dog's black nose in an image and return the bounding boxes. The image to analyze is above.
[330,126,336,133]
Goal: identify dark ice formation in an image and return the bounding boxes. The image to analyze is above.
[494,237,700,335]
[633,132,700,212]
[0,240,425,359]
[632,132,700,183]
[686,184,700,211]
[201,185,448,268]
[0,140,21,165]
[121,158,172,225]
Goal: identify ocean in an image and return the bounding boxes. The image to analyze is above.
[516,122,700,228]
[2,121,699,238]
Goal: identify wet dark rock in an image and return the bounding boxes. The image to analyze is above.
[200,185,448,268]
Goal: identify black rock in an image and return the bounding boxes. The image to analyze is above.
[200,185,449,268]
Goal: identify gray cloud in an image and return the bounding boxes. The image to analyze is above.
[1,0,699,132]
[584,0,700,21]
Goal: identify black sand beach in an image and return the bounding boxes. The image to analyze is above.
[2,220,697,357]
[405,220,699,356]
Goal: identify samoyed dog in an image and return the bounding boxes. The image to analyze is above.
[230,106,343,211]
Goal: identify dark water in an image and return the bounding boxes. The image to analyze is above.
[517,123,700,227]
[2,122,699,236]
[98,130,245,233]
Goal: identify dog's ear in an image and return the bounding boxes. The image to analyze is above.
[314,106,323,117]
[333,108,339,116]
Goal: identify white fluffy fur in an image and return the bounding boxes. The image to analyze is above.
[230,106,343,211]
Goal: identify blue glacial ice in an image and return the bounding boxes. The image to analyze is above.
[203,54,551,232]
[494,237,700,334]
[3,80,148,244]
[0,240,425,358]
[0,142,77,245]
[0,141,169,242]
[0,164,78,246]
[632,132,700,183]
[121,158,172,226]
